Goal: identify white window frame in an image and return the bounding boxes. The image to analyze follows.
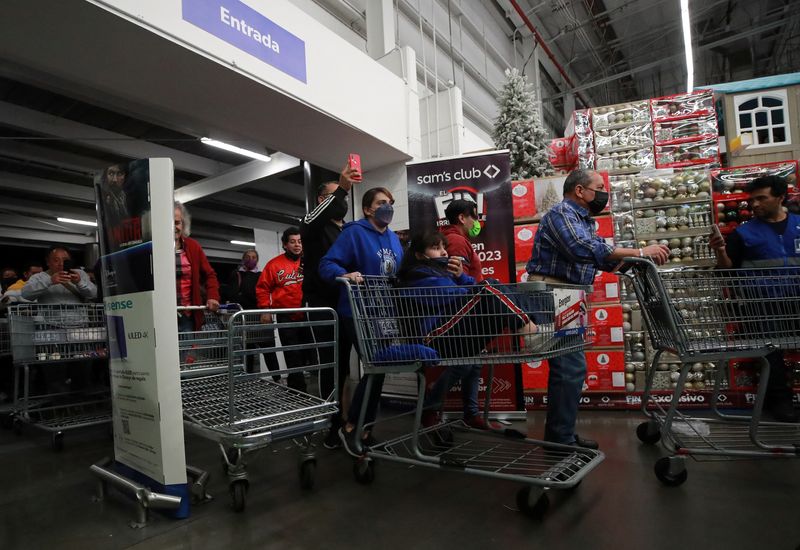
[733,89,791,148]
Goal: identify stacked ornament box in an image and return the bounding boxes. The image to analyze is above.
[565,109,595,170]
[651,90,720,169]
[591,101,654,176]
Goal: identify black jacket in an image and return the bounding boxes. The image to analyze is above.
[300,186,348,304]
[226,269,260,310]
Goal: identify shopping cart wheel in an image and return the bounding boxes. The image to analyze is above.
[654,457,687,487]
[636,421,661,445]
[516,487,549,520]
[299,459,316,490]
[353,458,375,485]
[52,432,64,452]
[230,480,249,512]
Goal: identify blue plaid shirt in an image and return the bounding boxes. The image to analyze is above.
[526,199,614,285]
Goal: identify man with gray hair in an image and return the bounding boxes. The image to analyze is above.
[527,169,669,449]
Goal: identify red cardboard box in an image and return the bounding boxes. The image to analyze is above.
[588,304,624,347]
[516,266,529,283]
[522,359,549,390]
[593,216,613,238]
[590,270,621,304]
[513,224,537,265]
[547,137,571,166]
[585,349,625,390]
[512,180,536,220]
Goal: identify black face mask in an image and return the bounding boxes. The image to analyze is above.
[285,251,301,261]
[588,190,609,215]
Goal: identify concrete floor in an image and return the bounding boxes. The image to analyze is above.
[1,410,799,550]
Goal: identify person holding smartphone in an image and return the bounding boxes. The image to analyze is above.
[22,245,96,304]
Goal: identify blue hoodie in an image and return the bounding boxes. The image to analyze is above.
[397,263,476,336]
[319,218,404,317]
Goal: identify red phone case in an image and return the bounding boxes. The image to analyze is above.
[349,154,362,181]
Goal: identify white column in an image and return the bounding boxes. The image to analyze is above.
[366,0,395,60]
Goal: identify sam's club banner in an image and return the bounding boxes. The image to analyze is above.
[406,151,523,413]
[406,150,514,282]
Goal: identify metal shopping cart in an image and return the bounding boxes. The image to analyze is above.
[339,276,605,519]
[7,303,110,450]
[0,318,10,358]
[622,258,800,486]
[178,305,339,512]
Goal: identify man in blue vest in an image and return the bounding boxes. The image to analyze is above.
[710,175,800,422]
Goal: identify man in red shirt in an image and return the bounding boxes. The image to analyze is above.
[256,227,307,391]
[423,200,492,430]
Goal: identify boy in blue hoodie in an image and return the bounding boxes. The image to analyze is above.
[319,187,404,453]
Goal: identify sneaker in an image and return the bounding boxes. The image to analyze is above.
[338,427,374,457]
[462,415,498,430]
[574,434,599,450]
[323,429,342,450]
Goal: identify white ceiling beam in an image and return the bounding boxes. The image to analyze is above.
[1,196,96,220]
[0,101,230,177]
[0,226,94,245]
[211,191,305,219]
[0,213,88,234]
[174,153,300,203]
[0,171,95,202]
[0,140,109,174]
[187,205,295,233]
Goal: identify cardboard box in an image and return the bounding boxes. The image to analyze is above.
[547,137,571,166]
[585,349,626,390]
[588,304,625,347]
[593,216,613,238]
[516,266,529,283]
[522,359,549,390]
[511,180,536,220]
[513,224,537,265]
[590,270,621,304]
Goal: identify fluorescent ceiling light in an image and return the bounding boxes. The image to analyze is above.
[230,240,257,247]
[58,217,97,227]
[201,137,272,162]
[680,0,694,92]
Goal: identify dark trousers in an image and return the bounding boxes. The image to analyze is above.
[309,297,352,428]
[275,315,309,392]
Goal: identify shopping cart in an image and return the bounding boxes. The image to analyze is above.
[622,258,800,486]
[178,305,339,512]
[339,276,604,519]
[0,318,10,357]
[7,303,110,450]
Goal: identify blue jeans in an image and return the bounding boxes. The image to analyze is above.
[545,350,586,444]
[424,364,481,417]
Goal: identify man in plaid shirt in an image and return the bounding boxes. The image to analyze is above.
[527,169,669,449]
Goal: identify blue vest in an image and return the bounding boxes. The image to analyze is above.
[736,213,800,268]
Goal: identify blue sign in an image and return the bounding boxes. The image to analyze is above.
[182,0,307,83]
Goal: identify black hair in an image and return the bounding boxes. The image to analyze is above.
[444,199,477,225]
[281,226,301,245]
[397,231,449,280]
[316,181,338,198]
[563,169,595,195]
[25,262,43,272]
[746,175,788,197]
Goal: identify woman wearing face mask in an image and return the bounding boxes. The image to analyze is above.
[319,187,404,451]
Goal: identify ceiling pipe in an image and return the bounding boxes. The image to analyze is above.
[507,0,590,107]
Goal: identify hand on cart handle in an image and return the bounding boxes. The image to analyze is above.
[206,299,220,312]
[641,244,670,266]
[260,313,273,325]
[342,272,364,284]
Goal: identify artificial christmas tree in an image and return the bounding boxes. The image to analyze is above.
[493,68,554,179]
